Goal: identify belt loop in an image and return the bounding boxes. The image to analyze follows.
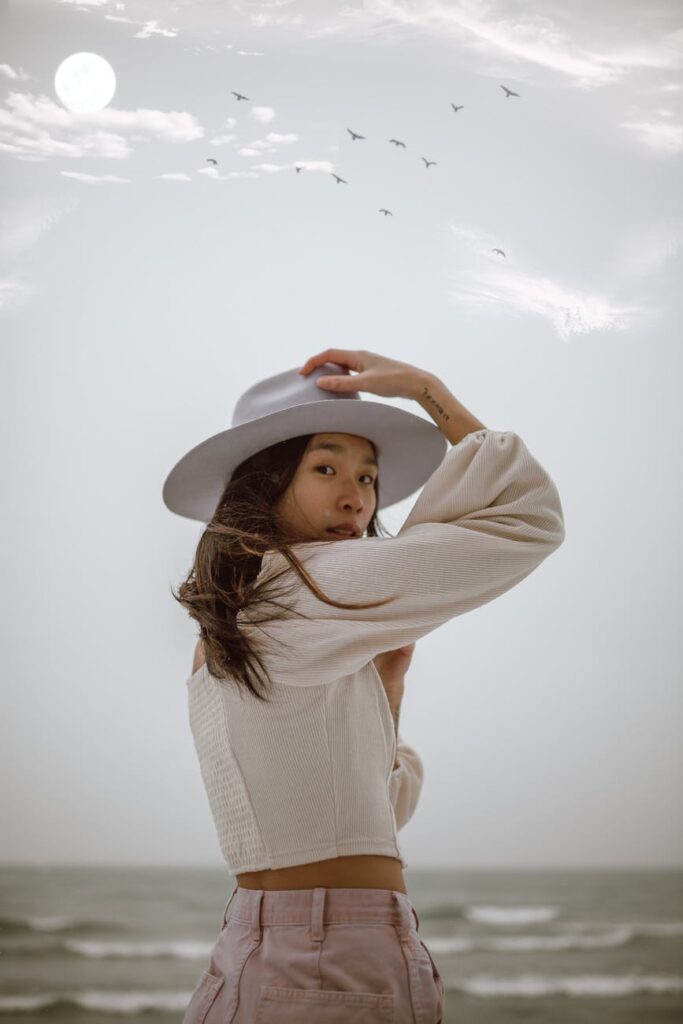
[310,887,326,943]
[221,883,239,929]
[391,891,412,942]
[250,890,264,943]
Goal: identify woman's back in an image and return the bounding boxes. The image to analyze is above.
[185,429,565,888]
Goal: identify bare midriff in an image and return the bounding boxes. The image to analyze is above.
[236,855,407,894]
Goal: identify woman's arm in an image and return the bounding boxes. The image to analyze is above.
[389,738,424,829]
[408,370,488,445]
[373,643,415,768]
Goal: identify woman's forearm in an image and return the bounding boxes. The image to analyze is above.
[390,702,401,769]
[410,371,487,445]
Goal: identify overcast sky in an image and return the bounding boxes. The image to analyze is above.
[1,0,681,870]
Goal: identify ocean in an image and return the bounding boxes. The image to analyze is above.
[0,864,681,1023]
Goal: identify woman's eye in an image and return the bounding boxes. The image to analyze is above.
[315,465,376,484]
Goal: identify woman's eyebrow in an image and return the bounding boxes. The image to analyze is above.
[308,441,378,468]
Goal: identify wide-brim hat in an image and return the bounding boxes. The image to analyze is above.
[162,362,448,523]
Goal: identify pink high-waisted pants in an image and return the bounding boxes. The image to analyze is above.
[182,884,445,1023]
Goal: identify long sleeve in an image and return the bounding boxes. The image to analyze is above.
[388,736,424,830]
[238,429,566,686]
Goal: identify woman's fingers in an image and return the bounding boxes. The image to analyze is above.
[299,349,364,376]
[299,348,421,401]
[316,372,363,390]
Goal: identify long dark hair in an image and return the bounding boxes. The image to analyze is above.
[172,433,398,702]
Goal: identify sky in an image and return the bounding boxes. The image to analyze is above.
[1,0,681,871]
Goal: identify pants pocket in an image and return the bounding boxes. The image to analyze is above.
[254,985,395,1023]
[397,938,444,1024]
[181,970,225,1024]
[417,938,445,1022]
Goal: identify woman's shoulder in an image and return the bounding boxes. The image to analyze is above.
[191,639,206,675]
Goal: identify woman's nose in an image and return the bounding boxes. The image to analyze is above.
[340,494,364,512]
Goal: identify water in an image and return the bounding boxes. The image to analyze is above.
[0,864,681,1023]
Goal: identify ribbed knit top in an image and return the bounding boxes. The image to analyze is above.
[186,429,565,874]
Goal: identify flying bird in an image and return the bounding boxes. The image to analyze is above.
[491,248,506,257]
[331,173,348,184]
[451,104,464,112]
[421,157,437,168]
[379,209,393,216]
[232,91,249,101]
[347,128,366,141]
[206,158,218,166]
[500,85,519,98]
[389,139,406,147]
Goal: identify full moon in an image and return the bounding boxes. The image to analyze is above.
[54,53,116,113]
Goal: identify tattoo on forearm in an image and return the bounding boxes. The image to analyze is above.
[421,385,450,422]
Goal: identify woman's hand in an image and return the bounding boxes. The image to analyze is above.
[373,643,415,769]
[298,348,426,401]
[373,642,415,713]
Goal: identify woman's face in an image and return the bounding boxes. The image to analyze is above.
[274,432,378,543]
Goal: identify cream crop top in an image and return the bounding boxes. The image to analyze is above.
[186,429,565,874]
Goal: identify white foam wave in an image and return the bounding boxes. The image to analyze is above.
[2,975,682,1011]
[64,938,213,959]
[467,905,559,926]
[455,973,683,998]
[632,921,683,937]
[0,990,192,1014]
[6,914,79,932]
[426,926,634,955]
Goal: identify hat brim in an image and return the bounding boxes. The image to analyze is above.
[162,399,448,523]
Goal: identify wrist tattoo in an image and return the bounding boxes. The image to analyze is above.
[421,385,450,422]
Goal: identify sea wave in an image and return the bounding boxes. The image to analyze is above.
[452,973,683,998]
[466,905,559,925]
[0,913,123,935]
[1,974,682,1012]
[428,926,635,955]
[0,991,191,1014]
[64,938,215,959]
[427,920,683,954]
[3,921,683,960]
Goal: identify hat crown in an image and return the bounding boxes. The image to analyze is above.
[232,363,359,428]
[162,361,447,522]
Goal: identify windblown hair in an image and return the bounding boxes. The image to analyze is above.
[172,433,398,702]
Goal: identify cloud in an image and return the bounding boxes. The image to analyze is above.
[306,0,683,92]
[612,217,683,279]
[209,134,239,147]
[132,20,179,39]
[0,64,31,81]
[0,193,81,314]
[451,268,638,340]
[616,116,683,154]
[0,193,81,262]
[251,106,276,123]
[0,92,203,161]
[234,131,299,154]
[60,171,130,182]
[0,274,37,314]
[446,221,641,340]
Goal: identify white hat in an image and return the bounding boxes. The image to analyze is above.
[162,362,448,523]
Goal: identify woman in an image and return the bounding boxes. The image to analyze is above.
[163,348,565,1023]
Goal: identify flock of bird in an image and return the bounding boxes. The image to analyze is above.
[203,84,522,258]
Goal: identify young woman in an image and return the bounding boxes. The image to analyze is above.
[163,348,565,1024]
